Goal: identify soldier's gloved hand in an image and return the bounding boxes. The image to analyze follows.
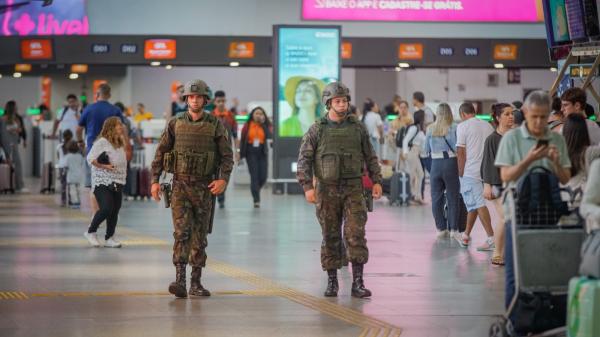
[304,189,316,204]
[372,183,382,200]
[209,179,227,195]
[151,183,161,202]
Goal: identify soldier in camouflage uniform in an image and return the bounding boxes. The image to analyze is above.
[151,79,234,298]
[296,82,383,298]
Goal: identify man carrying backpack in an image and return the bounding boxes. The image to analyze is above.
[494,90,571,310]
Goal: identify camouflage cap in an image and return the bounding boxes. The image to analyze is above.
[182,79,211,99]
[322,82,351,106]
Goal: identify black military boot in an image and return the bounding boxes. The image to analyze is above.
[351,263,372,298]
[169,264,187,298]
[189,267,211,297]
[324,269,339,297]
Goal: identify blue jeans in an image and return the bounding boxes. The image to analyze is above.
[430,157,461,231]
[420,156,431,199]
[505,221,515,309]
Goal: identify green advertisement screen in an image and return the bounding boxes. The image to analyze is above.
[276,27,340,138]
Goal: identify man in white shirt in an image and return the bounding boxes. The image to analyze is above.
[362,99,384,156]
[51,94,81,140]
[412,91,435,125]
[558,88,600,145]
[456,102,496,250]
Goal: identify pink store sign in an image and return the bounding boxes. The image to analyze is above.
[302,0,543,23]
[1,0,88,36]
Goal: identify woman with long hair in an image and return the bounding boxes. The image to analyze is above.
[481,103,513,265]
[1,101,25,191]
[240,107,272,208]
[425,103,461,240]
[563,113,600,197]
[386,100,412,168]
[84,117,128,248]
[401,109,426,204]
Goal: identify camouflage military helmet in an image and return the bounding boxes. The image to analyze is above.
[182,79,211,99]
[321,82,351,106]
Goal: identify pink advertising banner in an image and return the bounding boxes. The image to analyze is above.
[1,0,88,36]
[302,0,543,22]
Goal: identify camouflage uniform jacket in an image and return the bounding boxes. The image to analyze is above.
[151,111,234,184]
[296,114,382,191]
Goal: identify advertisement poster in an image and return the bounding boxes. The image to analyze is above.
[302,0,543,22]
[277,27,340,138]
[1,0,88,36]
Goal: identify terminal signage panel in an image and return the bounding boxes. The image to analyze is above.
[144,39,177,60]
[120,44,138,54]
[21,39,53,60]
[228,42,255,58]
[91,43,110,54]
[301,0,543,22]
[439,47,454,56]
[398,43,423,60]
[342,42,352,59]
[464,47,479,56]
[493,44,518,60]
[275,26,340,138]
[1,0,88,36]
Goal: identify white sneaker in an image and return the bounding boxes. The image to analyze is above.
[453,232,470,248]
[104,237,122,248]
[477,237,495,251]
[84,232,100,247]
[436,230,449,239]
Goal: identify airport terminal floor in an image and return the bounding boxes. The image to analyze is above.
[0,178,504,337]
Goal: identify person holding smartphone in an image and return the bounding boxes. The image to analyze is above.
[84,117,128,248]
[481,103,514,265]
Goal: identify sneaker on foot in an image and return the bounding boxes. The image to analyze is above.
[104,237,122,248]
[477,237,495,251]
[253,202,260,208]
[436,230,448,239]
[84,232,101,247]
[453,232,470,248]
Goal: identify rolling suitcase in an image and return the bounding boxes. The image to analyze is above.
[389,171,411,206]
[138,168,151,199]
[567,277,600,337]
[0,163,15,193]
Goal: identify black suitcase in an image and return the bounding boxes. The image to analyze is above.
[387,171,411,206]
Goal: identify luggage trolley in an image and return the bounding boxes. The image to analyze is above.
[489,186,584,337]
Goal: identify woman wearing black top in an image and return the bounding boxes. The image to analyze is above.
[481,103,513,266]
[240,107,272,208]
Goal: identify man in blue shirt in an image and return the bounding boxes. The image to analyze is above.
[76,83,124,212]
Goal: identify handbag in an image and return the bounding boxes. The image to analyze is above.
[97,151,110,165]
[580,230,600,278]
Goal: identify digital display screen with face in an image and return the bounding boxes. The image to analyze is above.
[276,27,340,138]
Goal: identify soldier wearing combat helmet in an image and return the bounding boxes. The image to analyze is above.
[296,81,383,298]
[150,79,234,298]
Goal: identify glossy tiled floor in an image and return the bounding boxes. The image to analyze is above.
[0,180,505,337]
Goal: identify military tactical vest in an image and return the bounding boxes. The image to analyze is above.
[314,116,364,183]
[163,114,219,177]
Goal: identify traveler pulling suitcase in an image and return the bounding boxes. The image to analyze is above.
[567,277,600,337]
[40,135,56,194]
[388,171,411,206]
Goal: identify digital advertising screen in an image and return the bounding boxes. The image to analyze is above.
[301,0,543,22]
[275,26,340,138]
[565,0,587,41]
[549,0,571,43]
[0,0,88,36]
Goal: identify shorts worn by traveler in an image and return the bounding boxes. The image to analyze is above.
[296,81,382,298]
[151,79,234,298]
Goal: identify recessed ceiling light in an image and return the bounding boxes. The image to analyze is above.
[550,67,558,72]
[165,65,173,70]
[494,63,505,69]
[69,73,79,80]
[150,61,161,67]
[398,63,410,68]
[229,62,240,67]
[13,72,22,78]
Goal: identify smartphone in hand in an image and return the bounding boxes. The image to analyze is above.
[536,139,549,149]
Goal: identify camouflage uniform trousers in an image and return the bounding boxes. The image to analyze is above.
[170,178,213,267]
[315,179,369,270]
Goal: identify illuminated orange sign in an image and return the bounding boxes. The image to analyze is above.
[144,39,176,60]
[41,76,51,108]
[228,42,255,58]
[494,44,518,60]
[71,64,88,73]
[341,42,352,59]
[398,43,423,60]
[21,39,53,60]
[15,64,32,72]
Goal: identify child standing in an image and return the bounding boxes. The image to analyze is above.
[64,140,85,208]
[56,130,73,206]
